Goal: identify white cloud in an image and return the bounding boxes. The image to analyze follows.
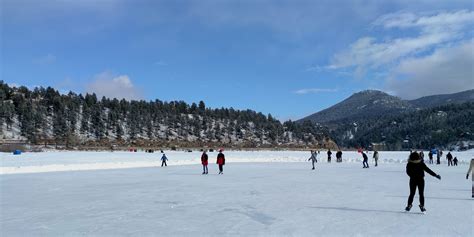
[294,88,338,95]
[386,40,474,99]
[373,10,474,31]
[86,71,142,100]
[326,10,474,97]
[34,54,56,65]
[328,10,473,72]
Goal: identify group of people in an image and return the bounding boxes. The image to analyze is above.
[446,152,458,166]
[160,150,226,175]
[159,148,474,211]
[325,149,343,163]
[361,150,380,168]
[308,149,378,169]
[200,150,226,175]
[307,149,343,170]
[418,149,459,166]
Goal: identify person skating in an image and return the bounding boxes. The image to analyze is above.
[419,150,424,161]
[161,153,168,167]
[201,150,209,174]
[405,152,441,213]
[466,159,474,198]
[216,150,225,174]
[436,149,442,165]
[373,150,379,167]
[453,157,458,166]
[327,149,332,163]
[308,150,318,170]
[362,151,369,168]
[446,152,453,166]
[428,150,433,164]
[336,150,343,163]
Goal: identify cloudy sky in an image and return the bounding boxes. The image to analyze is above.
[1,0,473,120]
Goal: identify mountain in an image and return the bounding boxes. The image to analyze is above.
[300,89,474,124]
[409,89,474,108]
[300,90,414,124]
[0,81,333,149]
[330,102,474,150]
[298,89,474,150]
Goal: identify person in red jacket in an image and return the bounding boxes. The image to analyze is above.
[201,150,209,175]
[216,150,225,174]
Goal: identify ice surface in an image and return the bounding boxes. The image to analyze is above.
[1,152,473,236]
[1,150,472,174]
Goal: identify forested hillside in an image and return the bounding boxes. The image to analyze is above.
[330,102,474,150]
[0,81,331,148]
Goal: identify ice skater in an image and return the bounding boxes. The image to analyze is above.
[362,151,369,168]
[466,158,474,198]
[327,149,332,163]
[446,152,453,166]
[217,149,225,174]
[161,153,168,167]
[436,149,442,165]
[308,150,318,170]
[428,150,433,164]
[201,150,209,174]
[336,150,343,162]
[405,152,441,213]
[419,150,424,161]
[373,150,379,167]
[453,157,458,166]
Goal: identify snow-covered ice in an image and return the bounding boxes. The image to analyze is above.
[1,150,473,236]
[1,150,472,174]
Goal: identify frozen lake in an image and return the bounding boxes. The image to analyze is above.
[1,150,472,174]
[1,151,473,236]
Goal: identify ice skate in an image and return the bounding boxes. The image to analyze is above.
[419,205,426,214]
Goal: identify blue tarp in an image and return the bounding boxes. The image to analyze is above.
[13,150,22,155]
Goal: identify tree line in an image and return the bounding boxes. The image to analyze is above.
[0,81,330,148]
[330,102,474,150]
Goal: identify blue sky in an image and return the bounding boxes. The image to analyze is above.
[1,0,473,121]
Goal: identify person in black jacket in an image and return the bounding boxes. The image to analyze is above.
[436,149,442,165]
[428,150,433,164]
[362,151,369,168]
[216,150,225,174]
[336,150,343,162]
[201,151,209,174]
[446,152,453,166]
[327,149,332,163]
[405,152,441,212]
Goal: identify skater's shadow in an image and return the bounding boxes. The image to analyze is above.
[307,206,406,215]
[386,195,472,201]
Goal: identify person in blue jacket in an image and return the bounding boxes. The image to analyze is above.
[161,153,168,167]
